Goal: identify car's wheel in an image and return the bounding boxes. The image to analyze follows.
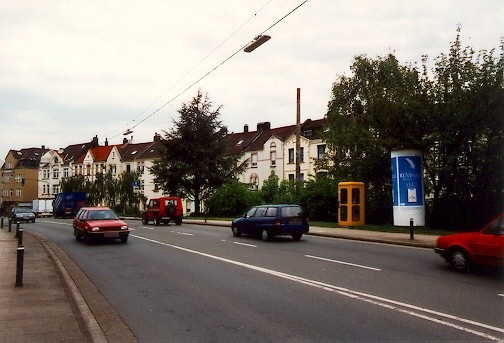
[141,214,148,225]
[261,229,272,241]
[31,218,36,223]
[121,236,128,243]
[292,233,302,241]
[450,249,470,272]
[155,216,161,226]
[175,217,182,226]
[232,225,241,237]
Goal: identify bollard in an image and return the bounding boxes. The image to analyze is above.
[17,228,23,247]
[15,223,20,238]
[9,220,12,233]
[1,217,3,228]
[16,246,24,287]
[409,218,414,240]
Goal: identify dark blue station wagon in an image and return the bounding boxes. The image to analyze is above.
[231,204,309,241]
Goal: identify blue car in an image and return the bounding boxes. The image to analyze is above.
[231,204,309,241]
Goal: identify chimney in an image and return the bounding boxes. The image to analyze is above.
[123,137,128,144]
[92,135,99,146]
[244,124,249,133]
[41,145,45,149]
[154,133,161,142]
[257,122,271,131]
[105,138,109,146]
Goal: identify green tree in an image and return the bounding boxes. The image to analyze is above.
[322,31,503,228]
[423,31,504,228]
[150,90,242,214]
[322,53,429,224]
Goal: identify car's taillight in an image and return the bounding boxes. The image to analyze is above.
[274,220,281,228]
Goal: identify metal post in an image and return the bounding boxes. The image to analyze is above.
[17,229,23,247]
[16,246,24,287]
[1,217,3,228]
[9,220,12,232]
[409,218,414,240]
[15,223,20,238]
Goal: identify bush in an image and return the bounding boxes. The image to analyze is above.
[206,180,261,217]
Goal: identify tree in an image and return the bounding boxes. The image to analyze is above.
[322,30,503,228]
[150,90,242,214]
[206,179,261,216]
[322,53,430,224]
[423,31,504,229]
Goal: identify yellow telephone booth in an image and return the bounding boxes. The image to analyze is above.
[338,182,365,227]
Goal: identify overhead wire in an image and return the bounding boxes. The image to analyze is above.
[110,0,309,139]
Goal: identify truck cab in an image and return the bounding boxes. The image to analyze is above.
[142,197,183,226]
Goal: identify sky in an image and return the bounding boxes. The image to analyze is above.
[1,0,503,160]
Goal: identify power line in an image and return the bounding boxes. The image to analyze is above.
[112,0,309,139]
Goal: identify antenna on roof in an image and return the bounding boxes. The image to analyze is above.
[123,129,133,135]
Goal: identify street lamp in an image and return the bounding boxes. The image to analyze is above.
[244,35,271,53]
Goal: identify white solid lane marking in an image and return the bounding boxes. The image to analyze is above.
[305,254,381,271]
[130,234,503,341]
[177,232,193,236]
[233,242,257,248]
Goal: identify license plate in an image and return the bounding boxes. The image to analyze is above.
[104,232,119,238]
[289,220,302,225]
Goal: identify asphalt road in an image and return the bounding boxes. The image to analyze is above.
[27,219,504,342]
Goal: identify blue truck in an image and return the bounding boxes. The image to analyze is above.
[53,192,86,218]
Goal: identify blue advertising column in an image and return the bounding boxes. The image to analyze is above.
[391,149,425,226]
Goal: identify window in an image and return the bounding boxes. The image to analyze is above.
[288,148,294,163]
[63,168,70,177]
[270,142,276,167]
[15,174,22,183]
[52,184,60,194]
[15,189,21,197]
[303,130,313,137]
[288,174,295,182]
[53,168,60,179]
[126,164,131,173]
[300,147,304,163]
[250,174,259,190]
[111,165,117,175]
[43,169,50,179]
[85,164,91,176]
[43,184,49,195]
[251,153,258,168]
[317,144,326,160]
[265,207,277,217]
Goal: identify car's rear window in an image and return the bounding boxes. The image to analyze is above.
[281,206,302,218]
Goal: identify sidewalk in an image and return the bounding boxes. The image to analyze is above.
[0,220,137,343]
[0,218,437,343]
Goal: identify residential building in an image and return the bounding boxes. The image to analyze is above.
[38,136,99,199]
[1,146,49,214]
[225,118,326,189]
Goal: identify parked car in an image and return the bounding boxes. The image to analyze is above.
[142,196,183,226]
[434,213,504,272]
[73,207,130,244]
[9,207,36,223]
[231,204,309,241]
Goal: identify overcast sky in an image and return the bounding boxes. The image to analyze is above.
[1,0,503,160]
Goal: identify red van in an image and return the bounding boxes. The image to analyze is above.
[142,197,183,226]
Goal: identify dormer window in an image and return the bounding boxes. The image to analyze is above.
[236,140,244,146]
[303,130,313,137]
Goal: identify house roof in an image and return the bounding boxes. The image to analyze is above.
[224,118,326,155]
[4,147,49,168]
[60,136,99,164]
[119,140,164,161]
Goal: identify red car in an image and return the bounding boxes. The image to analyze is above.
[73,207,130,244]
[435,213,504,272]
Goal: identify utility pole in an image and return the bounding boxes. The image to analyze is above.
[295,88,301,193]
